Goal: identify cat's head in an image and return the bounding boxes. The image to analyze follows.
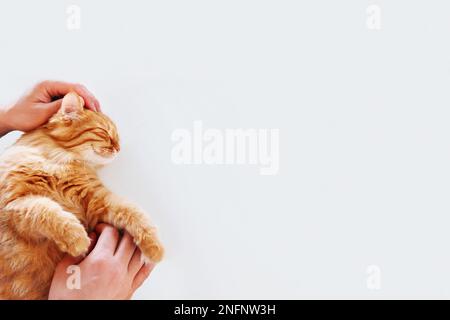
[43,92,120,167]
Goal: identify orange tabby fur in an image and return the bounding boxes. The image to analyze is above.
[0,92,163,299]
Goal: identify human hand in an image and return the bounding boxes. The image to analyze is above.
[0,81,101,136]
[48,224,155,300]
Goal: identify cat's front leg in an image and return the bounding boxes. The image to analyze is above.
[4,195,90,256]
[101,194,164,263]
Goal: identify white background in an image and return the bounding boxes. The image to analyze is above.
[1,0,450,299]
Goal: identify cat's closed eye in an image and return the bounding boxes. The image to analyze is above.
[92,130,109,140]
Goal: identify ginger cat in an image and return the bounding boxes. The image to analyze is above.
[0,92,163,299]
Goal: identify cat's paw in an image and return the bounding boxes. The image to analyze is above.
[55,222,90,257]
[137,229,164,263]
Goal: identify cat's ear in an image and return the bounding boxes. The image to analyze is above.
[60,92,84,115]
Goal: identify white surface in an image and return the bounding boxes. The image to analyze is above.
[1,0,450,299]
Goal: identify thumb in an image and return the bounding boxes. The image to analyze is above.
[42,99,63,117]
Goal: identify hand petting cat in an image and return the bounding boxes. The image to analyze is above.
[49,224,154,300]
[0,81,101,137]
[0,82,163,299]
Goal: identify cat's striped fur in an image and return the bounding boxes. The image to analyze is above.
[0,92,163,299]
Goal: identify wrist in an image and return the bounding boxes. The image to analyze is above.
[0,106,13,137]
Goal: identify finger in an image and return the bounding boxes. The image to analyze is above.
[94,223,112,234]
[131,262,155,292]
[91,224,120,255]
[128,247,145,275]
[39,81,100,111]
[74,84,101,112]
[86,232,98,254]
[116,231,137,262]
